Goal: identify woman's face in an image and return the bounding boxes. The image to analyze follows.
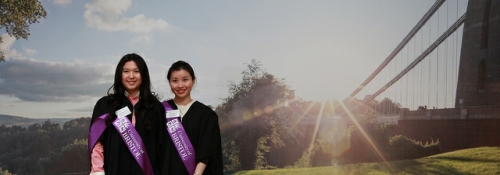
[121,61,142,95]
[169,69,194,99]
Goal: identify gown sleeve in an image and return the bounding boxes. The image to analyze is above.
[196,106,223,175]
[89,97,107,175]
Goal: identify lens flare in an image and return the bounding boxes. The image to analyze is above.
[338,99,394,172]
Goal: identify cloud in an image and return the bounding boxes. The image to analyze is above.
[23,47,38,56]
[0,34,20,59]
[68,105,95,112]
[129,35,151,45]
[0,104,15,108]
[0,58,114,102]
[84,0,170,33]
[51,0,72,5]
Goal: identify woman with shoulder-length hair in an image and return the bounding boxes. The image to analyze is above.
[89,53,165,175]
[161,60,223,175]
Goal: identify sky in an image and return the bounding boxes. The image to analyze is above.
[0,0,468,119]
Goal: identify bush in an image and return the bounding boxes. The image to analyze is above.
[389,135,440,160]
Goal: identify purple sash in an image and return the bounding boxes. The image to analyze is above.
[162,101,196,175]
[88,113,107,156]
[88,107,154,175]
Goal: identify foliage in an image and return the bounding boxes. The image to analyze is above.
[0,117,90,175]
[389,135,440,160]
[294,136,344,168]
[0,0,47,62]
[293,141,327,168]
[218,59,369,170]
[46,139,89,175]
[293,148,313,168]
[217,59,305,170]
[222,140,241,171]
[343,97,401,119]
[0,124,25,134]
[335,96,439,165]
[0,167,12,175]
[254,136,277,170]
[338,114,442,165]
[376,98,401,115]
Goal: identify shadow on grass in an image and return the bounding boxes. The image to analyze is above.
[431,156,500,163]
[389,159,472,175]
[225,170,250,175]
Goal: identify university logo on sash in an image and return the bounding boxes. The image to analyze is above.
[162,101,197,175]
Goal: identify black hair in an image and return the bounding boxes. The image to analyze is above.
[167,60,196,82]
[105,53,157,130]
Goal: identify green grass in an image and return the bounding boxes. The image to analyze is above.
[225,147,500,175]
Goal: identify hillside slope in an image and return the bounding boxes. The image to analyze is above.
[0,114,73,128]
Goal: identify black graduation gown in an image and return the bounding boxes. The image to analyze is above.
[90,96,166,175]
[161,100,223,175]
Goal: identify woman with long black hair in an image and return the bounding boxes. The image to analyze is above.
[89,53,165,175]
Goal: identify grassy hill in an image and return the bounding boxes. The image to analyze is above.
[228,147,500,175]
[0,114,73,128]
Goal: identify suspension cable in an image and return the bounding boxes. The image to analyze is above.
[361,14,466,104]
[346,0,446,100]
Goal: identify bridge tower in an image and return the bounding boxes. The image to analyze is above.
[455,0,500,107]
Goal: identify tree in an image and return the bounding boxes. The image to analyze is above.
[217,59,304,169]
[0,118,90,175]
[41,119,62,132]
[377,98,401,114]
[0,0,47,62]
[46,139,89,175]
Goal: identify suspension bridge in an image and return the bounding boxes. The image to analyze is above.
[345,0,499,121]
[343,0,500,152]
